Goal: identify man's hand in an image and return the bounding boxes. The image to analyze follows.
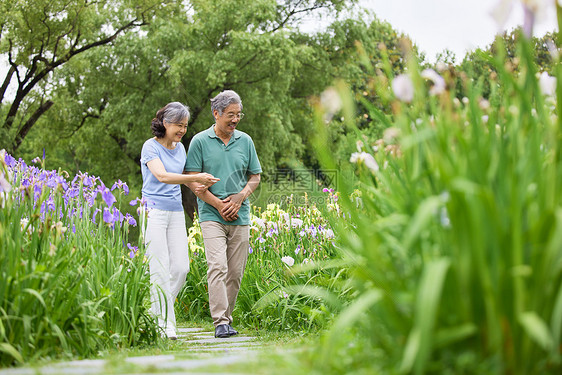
[219,197,239,221]
[221,192,245,219]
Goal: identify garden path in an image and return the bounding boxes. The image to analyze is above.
[0,327,272,375]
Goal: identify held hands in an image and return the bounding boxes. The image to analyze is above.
[197,173,220,186]
[193,173,219,194]
[220,192,245,221]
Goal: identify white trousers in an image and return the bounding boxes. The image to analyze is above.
[144,208,190,336]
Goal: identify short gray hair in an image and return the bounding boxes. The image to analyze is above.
[210,90,243,115]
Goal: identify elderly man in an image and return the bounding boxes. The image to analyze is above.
[185,90,261,338]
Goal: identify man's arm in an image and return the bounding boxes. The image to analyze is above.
[184,171,238,221]
[221,174,261,218]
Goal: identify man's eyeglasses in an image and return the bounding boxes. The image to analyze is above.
[224,112,245,120]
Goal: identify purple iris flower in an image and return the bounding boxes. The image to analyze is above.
[83,176,93,187]
[125,213,137,226]
[266,227,279,238]
[46,196,55,212]
[111,180,130,195]
[127,243,138,258]
[71,175,80,185]
[113,207,122,224]
[57,176,69,191]
[46,177,57,188]
[84,192,96,207]
[129,197,139,206]
[307,225,317,238]
[92,208,101,223]
[4,154,15,168]
[103,207,114,224]
[64,186,79,206]
[100,188,116,208]
[249,246,253,254]
[72,224,76,234]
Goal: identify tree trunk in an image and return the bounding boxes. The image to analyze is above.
[0,66,16,103]
[12,100,54,152]
[181,184,198,221]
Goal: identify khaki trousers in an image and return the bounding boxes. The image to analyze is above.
[200,221,249,327]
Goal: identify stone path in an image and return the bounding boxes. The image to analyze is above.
[0,327,265,375]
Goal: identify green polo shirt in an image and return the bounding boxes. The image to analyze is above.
[185,125,262,225]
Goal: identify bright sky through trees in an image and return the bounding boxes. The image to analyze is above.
[299,0,559,61]
[357,0,559,61]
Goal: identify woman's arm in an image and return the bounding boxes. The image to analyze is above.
[147,158,219,186]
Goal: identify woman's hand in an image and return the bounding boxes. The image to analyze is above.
[197,173,219,187]
[193,184,209,195]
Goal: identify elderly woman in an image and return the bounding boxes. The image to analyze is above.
[140,102,219,339]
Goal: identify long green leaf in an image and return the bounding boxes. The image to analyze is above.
[401,258,450,374]
[519,311,554,352]
[0,343,23,364]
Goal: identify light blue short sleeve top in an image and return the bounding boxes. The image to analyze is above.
[140,138,186,211]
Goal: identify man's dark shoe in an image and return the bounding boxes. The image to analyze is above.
[215,324,230,338]
[227,325,238,336]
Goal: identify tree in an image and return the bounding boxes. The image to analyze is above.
[456,29,559,99]
[0,0,167,153]
[17,0,414,216]
[20,1,357,178]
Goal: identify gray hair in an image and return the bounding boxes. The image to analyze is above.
[151,102,190,138]
[210,90,243,115]
[162,102,190,123]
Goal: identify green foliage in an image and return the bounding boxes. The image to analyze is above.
[455,30,559,99]
[177,197,347,331]
[309,29,562,374]
[16,1,409,188]
[0,154,158,366]
[0,0,168,153]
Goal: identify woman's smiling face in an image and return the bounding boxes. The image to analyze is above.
[164,118,188,142]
